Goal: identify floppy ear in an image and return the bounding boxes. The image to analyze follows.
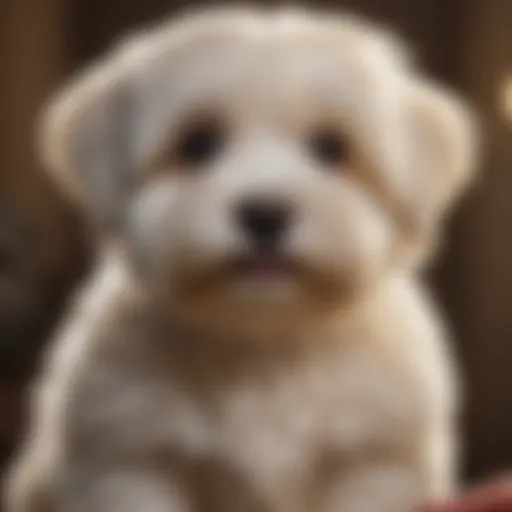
[403,80,479,235]
[39,45,140,230]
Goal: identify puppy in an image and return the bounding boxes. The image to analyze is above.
[5,7,478,512]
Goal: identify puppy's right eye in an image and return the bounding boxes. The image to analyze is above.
[176,117,226,168]
[308,127,350,168]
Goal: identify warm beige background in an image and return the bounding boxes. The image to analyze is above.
[1,0,511,485]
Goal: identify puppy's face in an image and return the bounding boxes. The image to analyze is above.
[42,9,477,331]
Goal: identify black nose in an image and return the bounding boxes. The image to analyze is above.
[236,200,292,247]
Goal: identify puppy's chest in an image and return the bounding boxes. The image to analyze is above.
[144,344,424,487]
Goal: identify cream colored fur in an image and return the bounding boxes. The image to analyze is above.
[5,7,478,512]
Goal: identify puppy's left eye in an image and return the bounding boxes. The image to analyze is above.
[176,116,226,167]
[308,128,349,167]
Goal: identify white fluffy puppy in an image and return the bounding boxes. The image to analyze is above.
[6,7,478,512]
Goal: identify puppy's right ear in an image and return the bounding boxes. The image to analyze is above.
[40,45,139,230]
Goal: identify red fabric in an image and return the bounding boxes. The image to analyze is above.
[420,479,512,512]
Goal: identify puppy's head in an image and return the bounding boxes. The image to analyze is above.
[41,8,478,333]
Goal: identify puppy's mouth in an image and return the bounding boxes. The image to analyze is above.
[175,251,297,294]
[230,251,297,280]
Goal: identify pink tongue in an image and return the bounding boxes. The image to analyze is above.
[248,256,287,276]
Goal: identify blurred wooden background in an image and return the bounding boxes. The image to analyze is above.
[1,0,511,485]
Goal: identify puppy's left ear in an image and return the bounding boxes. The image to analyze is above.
[403,80,479,236]
[38,35,156,232]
